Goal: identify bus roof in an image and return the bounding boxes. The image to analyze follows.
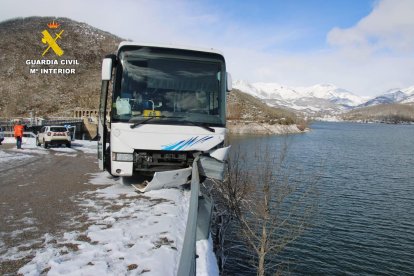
[118,41,224,57]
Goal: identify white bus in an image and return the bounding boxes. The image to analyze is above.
[98,42,231,188]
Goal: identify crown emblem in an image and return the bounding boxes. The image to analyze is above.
[47,20,60,29]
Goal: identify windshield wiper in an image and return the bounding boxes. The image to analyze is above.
[183,121,215,132]
[130,116,163,129]
[129,115,184,129]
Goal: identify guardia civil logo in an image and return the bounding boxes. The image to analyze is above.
[25,19,79,74]
[41,20,64,57]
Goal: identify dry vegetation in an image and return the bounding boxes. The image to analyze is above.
[227,89,299,125]
[211,141,318,275]
[227,89,309,131]
[341,103,414,123]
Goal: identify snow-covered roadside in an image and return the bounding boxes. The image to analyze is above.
[1,138,97,156]
[17,172,218,276]
[2,137,37,147]
[0,138,40,170]
[18,173,188,275]
[0,149,35,164]
[196,237,219,276]
[1,139,218,275]
[228,121,304,135]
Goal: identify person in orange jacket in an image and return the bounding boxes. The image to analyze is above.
[14,121,24,149]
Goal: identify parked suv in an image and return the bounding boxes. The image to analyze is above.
[36,126,71,148]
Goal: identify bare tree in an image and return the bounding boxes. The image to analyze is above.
[209,150,253,272]
[212,140,319,275]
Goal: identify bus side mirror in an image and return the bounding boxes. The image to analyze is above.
[226,72,232,92]
[102,58,113,81]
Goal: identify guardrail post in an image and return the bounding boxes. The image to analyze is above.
[177,155,200,276]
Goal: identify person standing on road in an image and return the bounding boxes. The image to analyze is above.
[14,121,24,149]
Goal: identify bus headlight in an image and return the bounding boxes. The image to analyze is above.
[112,152,134,162]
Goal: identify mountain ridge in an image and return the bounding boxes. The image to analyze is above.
[233,80,414,116]
[359,86,414,107]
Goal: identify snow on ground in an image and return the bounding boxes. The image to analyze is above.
[18,172,191,275]
[1,138,218,275]
[196,237,219,276]
[70,140,98,154]
[3,137,37,147]
[0,140,39,171]
[2,137,97,155]
[16,172,218,275]
[0,149,34,164]
[314,115,344,122]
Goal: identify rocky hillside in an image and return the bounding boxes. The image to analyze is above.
[0,17,122,117]
[226,90,306,134]
[227,89,298,124]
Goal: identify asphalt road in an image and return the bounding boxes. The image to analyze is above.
[0,144,101,275]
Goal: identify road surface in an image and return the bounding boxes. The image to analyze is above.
[0,143,101,275]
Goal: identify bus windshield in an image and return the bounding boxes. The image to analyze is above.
[112,46,226,127]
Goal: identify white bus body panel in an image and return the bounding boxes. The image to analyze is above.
[110,123,227,176]
[110,123,226,153]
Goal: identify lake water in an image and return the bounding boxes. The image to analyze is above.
[224,122,414,275]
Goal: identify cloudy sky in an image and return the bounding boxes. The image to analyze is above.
[1,0,413,97]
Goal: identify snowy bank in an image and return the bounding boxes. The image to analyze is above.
[228,121,304,135]
[15,170,218,275]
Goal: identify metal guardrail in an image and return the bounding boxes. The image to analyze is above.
[177,155,200,276]
[0,119,83,128]
[42,118,83,125]
[3,131,36,138]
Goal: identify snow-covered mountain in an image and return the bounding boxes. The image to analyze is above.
[298,84,366,107]
[401,95,414,104]
[360,88,410,107]
[233,80,414,115]
[358,86,414,107]
[398,86,414,104]
[233,80,366,115]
